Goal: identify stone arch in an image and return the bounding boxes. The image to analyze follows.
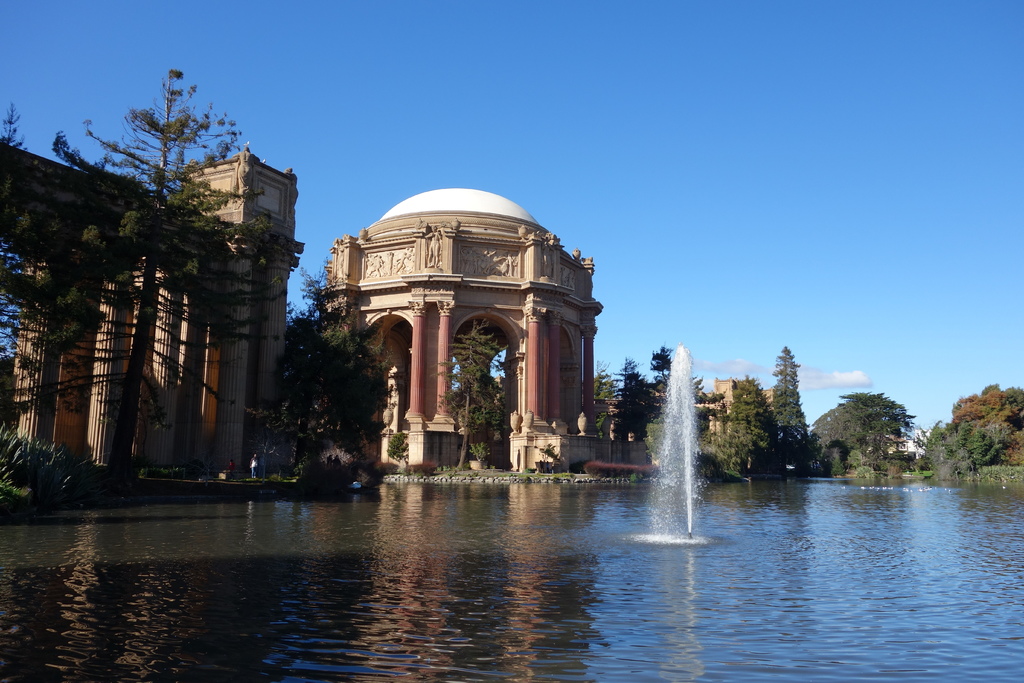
[450,312,519,469]
[375,313,413,433]
[450,309,523,352]
[558,324,582,432]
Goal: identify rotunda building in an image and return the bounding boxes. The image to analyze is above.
[328,189,629,470]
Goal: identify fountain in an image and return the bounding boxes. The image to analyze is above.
[648,343,701,542]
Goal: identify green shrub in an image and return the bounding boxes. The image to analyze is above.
[582,461,658,479]
[470,442,489,464]
[408,461,437,476]
[143,466,185,479]
[972,465,1024,482]
[885,462,905,478]
[0,426,101,511]
[387,432,409,463]
[0,480,29,514]
[854,465,875,478]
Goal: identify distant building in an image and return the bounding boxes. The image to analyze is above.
[897,428,929,460]
[14,148,303,466]
[705,378,775,431]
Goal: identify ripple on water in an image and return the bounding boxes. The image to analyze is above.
[1,482,1023,682]
[632,532,710,546]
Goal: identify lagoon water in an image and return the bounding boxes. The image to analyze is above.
[1,479,1022,681]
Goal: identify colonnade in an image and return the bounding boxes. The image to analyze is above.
[398,299,597,433]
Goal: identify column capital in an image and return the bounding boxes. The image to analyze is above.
[581,323,597,339]
[436,300,455,316]
[410,300,427,316]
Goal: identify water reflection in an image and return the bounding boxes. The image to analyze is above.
[0,481,1022,681]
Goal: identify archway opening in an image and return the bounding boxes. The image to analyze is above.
[378,317,413,433]
[449,317,513,468]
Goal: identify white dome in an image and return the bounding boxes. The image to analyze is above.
[379,188,538,224]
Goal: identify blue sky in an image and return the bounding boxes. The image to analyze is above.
[4,1,1022,427]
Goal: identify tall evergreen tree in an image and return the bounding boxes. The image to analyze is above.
[48,70,274,485]
[725,377,776,473]
[593,361,618,400]
[650,345,673,394]
[812,393,914,470]
[271,273,389,466]
[1,104,24,149]
[614,357,658,440]
[772,346,812,474]
[443,321,505,468]
[11,70,276,485]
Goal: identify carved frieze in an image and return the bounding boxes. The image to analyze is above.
[460,246,520,278]
[560,266,576,289]
[364,248,415,279]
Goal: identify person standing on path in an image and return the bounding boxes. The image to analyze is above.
[250,455,258,478]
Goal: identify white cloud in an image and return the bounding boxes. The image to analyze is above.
[693,358,771,377]
[693,358,873,392]
[798,367,873,391]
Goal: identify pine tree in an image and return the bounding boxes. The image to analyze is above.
[51,70,274,485]
[650,345,673,393]
[812,393,914,470]
[1,104,24,148]
[725,377,776,473]
[272,273,389,466]
[614,357,657,440]
[772,346,812,474]
[443,321,506,467]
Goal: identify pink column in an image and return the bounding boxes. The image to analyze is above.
[408,302,427,418]
[435,301,453,415]
[547,312,562,423]
[527,308,544,418]
[582,323,597,429]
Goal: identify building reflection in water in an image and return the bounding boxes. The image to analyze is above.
[320,483,603,679]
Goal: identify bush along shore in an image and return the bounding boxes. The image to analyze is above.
[385,472,643,485]
[385,461,658,485]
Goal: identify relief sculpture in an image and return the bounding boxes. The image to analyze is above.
[460,246,520,278]
[364,248,415,279]
[560,266,576,289]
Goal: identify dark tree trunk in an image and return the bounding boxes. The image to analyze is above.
[107,215,161,486]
